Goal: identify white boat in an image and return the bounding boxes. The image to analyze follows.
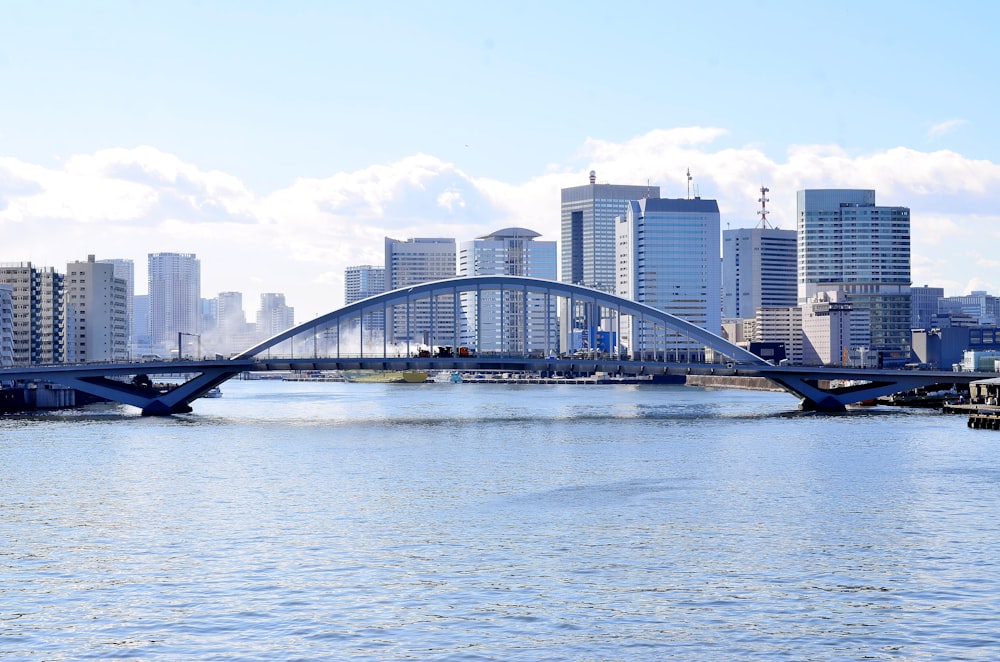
[431,371,464,384]
[201,386,222,398]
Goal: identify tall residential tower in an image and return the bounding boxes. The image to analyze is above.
[148,252,201,355]
[65,255,129,363]
[344,265,386,338]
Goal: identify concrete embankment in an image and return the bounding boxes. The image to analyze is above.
[684,374,784,392]
[1,384,78,414]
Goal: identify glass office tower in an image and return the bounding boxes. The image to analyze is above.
[797,189,911,364]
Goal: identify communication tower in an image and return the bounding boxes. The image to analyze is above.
[755,185,776,229]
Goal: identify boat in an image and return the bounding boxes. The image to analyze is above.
[431,371,464,383]
[342,370,429,384]
[201,386,222,398]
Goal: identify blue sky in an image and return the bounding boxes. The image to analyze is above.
[1,1,998,317]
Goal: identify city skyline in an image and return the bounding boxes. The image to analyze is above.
[1,2,999,319]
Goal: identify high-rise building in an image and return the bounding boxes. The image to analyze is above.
[0,263,66,365]
[722,227,797,319]
[148,252,201,354]
[256,293,295,340]
[65,255,129,363]
[97,258,134,357]
[384,237,456,346]
[204,291,257,356]
[911,285,944,330]
[216,292,247,336]
[344,265,386,337]
[797,189,911,364]
[345,265,386,303]
[616,197,721,359]
[561,171,658,291]
[0,284,13,369]
[458,227,557,354]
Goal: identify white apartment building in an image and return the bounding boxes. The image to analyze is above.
[344,265,386,338]
[0,284,13,369]
[0,263,65,365]
[65,255,129,363]
[97,258,134,356]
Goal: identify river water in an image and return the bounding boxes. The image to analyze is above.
[2,380,999,660]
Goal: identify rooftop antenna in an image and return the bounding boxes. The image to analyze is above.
[686,168,692,199]
[756,185,775,229]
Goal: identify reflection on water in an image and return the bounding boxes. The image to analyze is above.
[2,380,999,660]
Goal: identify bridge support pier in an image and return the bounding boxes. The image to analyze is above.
[141,401,194,416]
[32,365,244,416]
[762,372,947,411]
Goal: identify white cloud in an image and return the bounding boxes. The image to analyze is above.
[2,129,1000,318]
[437,190,465,211]
[928,118,967,140]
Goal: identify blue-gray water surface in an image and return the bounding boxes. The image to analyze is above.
[2,380,999,660]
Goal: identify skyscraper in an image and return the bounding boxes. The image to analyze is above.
[148,252,201,354]
[458,227,557,354]
[384,237,456,346]
[616,197,721,358]
[722,227,797,319]
[797,189,911,363]
[561,171,658,291]
[256,293,295,340]
[344,265,386,337]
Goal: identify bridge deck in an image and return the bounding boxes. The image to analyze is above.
[0,357,987,415]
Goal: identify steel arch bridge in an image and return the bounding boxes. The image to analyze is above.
[1,276,982,415]
[233,275,765,365]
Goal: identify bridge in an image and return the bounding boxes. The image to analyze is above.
[0,276,986,415]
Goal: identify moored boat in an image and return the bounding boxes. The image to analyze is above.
[342,370,429,384]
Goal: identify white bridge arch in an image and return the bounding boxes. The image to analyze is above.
[233,275,765,365]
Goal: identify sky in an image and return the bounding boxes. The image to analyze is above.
[1,0,999,320]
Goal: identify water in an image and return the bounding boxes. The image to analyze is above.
[2,380,999,660]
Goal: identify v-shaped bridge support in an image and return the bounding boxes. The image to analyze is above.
[43,365,245,416]
[762,372,949,412]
